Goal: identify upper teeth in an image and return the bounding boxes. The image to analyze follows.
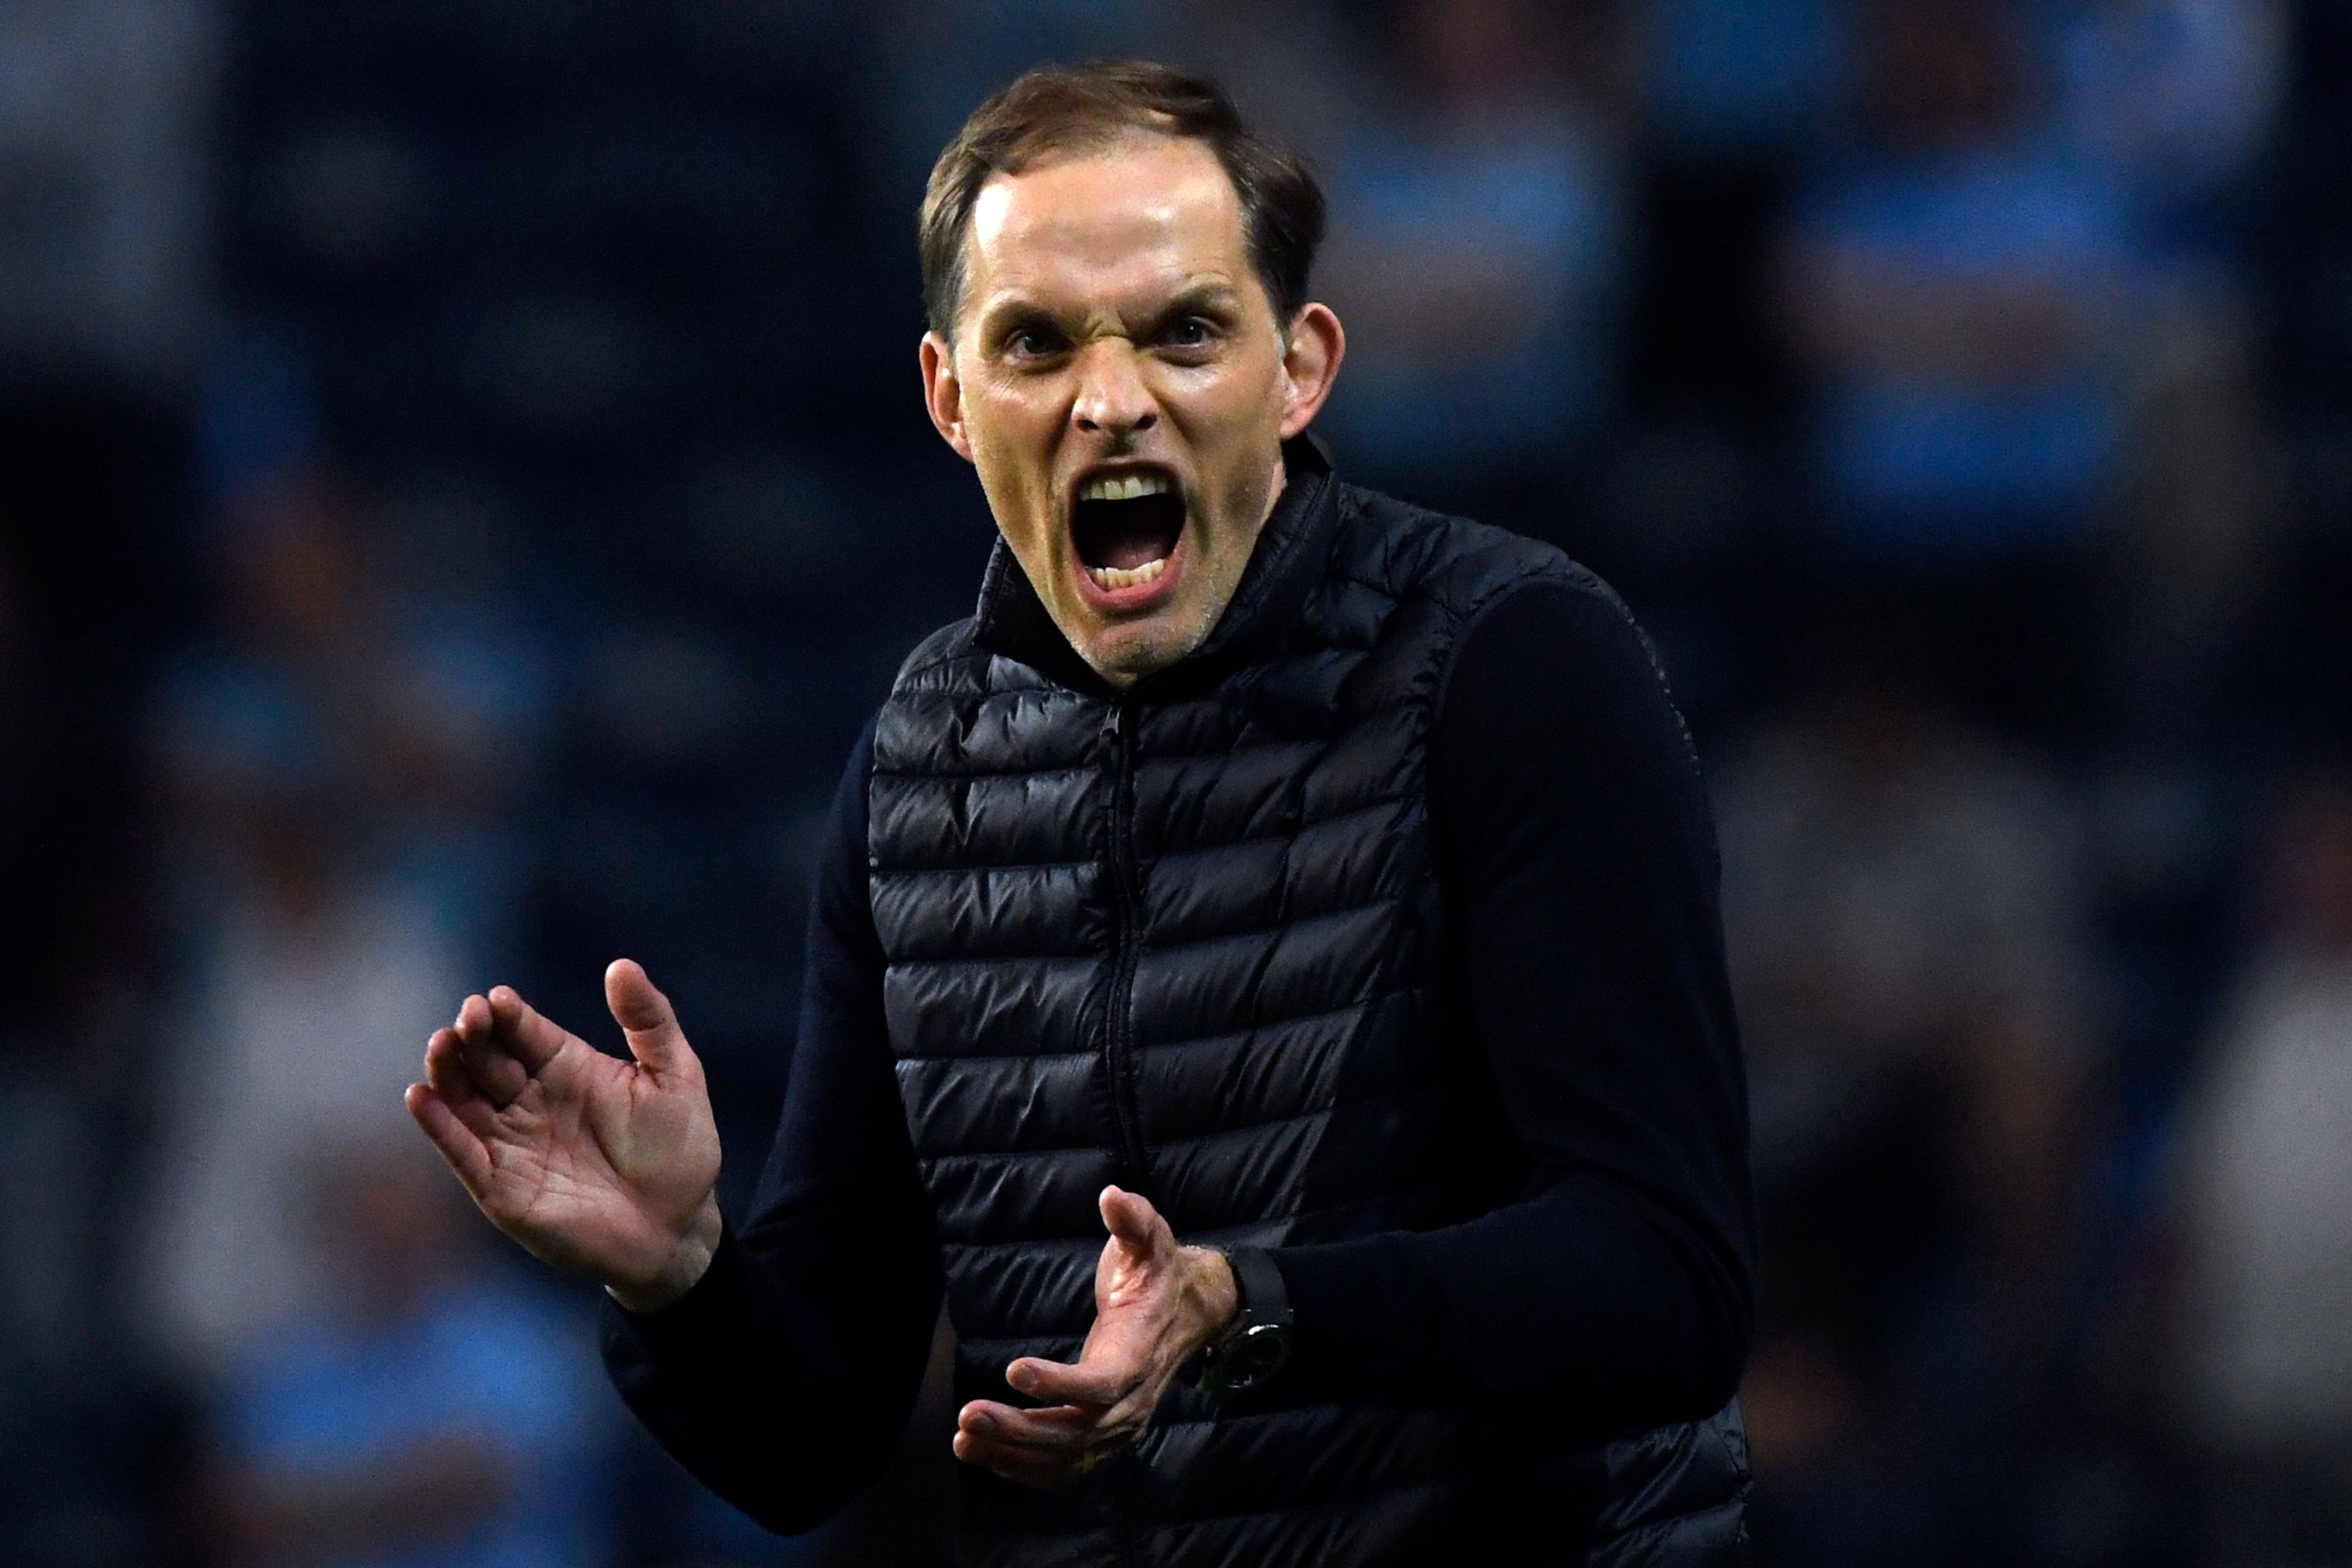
[1080,472,1172,502]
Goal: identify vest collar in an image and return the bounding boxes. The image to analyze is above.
[969,434,1341,701]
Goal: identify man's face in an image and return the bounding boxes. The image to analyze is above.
[921,134,1343,685]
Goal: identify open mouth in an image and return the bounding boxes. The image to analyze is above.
[1071,469,1185,592]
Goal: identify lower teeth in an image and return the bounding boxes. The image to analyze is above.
[1088,557,1167,590]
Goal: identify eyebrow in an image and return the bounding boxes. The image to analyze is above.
[974,278,1245,344]
[973,298,1060,346]
[1156,280,1242,315]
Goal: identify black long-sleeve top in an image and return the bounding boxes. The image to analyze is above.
[601,576,1756,1534]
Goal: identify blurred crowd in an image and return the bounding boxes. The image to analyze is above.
[0,1,2345,1564]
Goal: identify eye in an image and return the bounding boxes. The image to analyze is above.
[1162,315,1213,349]
[1006,324,1067,359]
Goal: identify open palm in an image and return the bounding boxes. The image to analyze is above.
[405,959,723,1307]
[953,1186,1238,1487]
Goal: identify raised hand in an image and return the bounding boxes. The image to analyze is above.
[405,959,723,1311]
[952,1186,1237,1488]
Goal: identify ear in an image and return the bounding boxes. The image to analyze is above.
[1276,303,1345,440]
[920,331,974,464]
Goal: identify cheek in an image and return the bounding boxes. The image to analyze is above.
[967,418,1060,546]
[1206,472,1273,575]
[1200,391,1284,524]
[1175,353,1283,426]
[1181,357,1286,466]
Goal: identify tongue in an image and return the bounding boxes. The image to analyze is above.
[1099,529,1167,570]
[1076,492,1182,571]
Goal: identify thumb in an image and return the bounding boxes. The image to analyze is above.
[1099,1185,1164,1254]
[606,959,692,1075]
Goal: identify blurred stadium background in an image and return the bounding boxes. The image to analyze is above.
[1,0,2347,1563]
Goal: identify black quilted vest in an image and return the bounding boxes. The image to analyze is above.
[869,443,1749,1566]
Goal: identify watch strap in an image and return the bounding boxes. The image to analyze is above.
[1193,1246,1294,1396]
[1226,1246,1292,1329]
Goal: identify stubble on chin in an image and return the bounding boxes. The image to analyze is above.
[1084,601,1218,687]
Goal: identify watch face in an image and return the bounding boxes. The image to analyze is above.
[1227,1322,1292,1389]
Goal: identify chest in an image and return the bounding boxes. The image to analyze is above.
[869,631,1452,1251]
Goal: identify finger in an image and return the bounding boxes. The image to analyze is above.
[951,1427,1080,1489]
[423,1027,468,1095]
[455,992,492,1035]
[1006,1354,1134,1410]
[422,1033,507,1134]
[437,1014,528,1109]
[957,1403,1135,1489]
[428,1028,512,1115]
[406,1083,494,1197]
[483,986,571,1074]
[956,1403,1111,1489]
[452,995,521,1101]
[959,1399,1096,1452]
[605,959,692,1076]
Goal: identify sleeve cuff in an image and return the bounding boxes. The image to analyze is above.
[600,1220,758,1365]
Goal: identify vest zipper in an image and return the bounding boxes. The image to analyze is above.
[1102,701,1151,1191]
[1104,699,1150,1568]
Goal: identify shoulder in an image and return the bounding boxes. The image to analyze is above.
[886,617,984,692]
[1442,573,1681,718]
[1326,487,1698,783]
[1328,481,1619,635]
[870,625,973,786]
[884,609,1076,704]
[1431,567,1706,807]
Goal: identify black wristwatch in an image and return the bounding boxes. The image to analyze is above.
[1193,1246,1293,1395]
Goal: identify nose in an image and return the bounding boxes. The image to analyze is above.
[1071,342,1159,441]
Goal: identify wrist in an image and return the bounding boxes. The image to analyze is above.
[1189,1246,1294,1396]
[1180,1243,1241,1352]
[605,1194,723,1314]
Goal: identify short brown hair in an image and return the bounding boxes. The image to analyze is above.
[918,60,1327,337]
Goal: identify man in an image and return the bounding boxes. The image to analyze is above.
[409,62,1754,1566]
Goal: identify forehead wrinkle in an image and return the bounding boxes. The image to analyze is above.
[971,203,1219,290]
[970,133,1233,244]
